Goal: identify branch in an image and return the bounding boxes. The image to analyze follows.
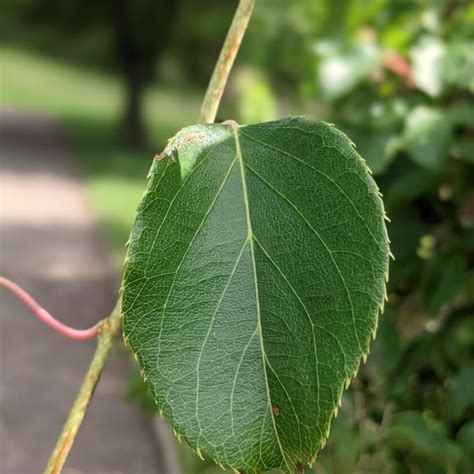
[0,277,99,341]
[198,0,255,124]
[44,301,122,474]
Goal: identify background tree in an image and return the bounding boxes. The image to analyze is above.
[0,0,183,149]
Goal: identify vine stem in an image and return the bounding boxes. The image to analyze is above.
[44,301,122,474]
[198,0,255,124]
[0,277,99,341]
[44,1,255,472]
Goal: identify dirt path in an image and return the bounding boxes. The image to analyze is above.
[0,110,163,474]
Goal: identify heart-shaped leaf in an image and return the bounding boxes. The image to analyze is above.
[122,117,389,473]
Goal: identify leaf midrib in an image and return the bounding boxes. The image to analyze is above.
[230,124,293,472]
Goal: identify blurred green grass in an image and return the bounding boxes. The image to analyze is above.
[1,45,201,257]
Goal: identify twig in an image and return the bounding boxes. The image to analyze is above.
[0,276,99,341]
[44,301,122,474]
[198,0,255,124]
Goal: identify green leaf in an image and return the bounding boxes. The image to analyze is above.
[447,364,474,422]
[410,36,445,97]
[456,421,474,474]
[447,102,474,128]
[122,117,389,473]
[352,131,397,175]
[367,307,403,377]
[443,40,474,93]
[452,138,474,164]
[317,400,360,473]
[387,411,462,471]
[401,106,452,171]
[317,40,381,99]
[421,252,466,316]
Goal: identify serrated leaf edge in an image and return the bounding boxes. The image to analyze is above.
[120,118,391,474]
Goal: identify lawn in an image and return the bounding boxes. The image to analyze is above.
[1,45,201,258]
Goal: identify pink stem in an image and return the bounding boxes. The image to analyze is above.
[0,276,99,341]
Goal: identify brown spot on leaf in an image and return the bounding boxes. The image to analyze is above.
[174,133,200,151]
[272,404,280,416]
[154,133,200,162]
[296,462,304,474]
[154,152,167,161]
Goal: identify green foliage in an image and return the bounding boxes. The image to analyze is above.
[387,411,462,472]
[447,363,474,422]
[401,106,452,171]
[122,118,389,472]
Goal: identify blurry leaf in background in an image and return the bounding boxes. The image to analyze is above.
[421,252,466,316]
[367,307,403,377]
[456,421,474,474]
[316,37,381,99]
[442,40,474,93]
[401,106,452,171]
[316,402,359,474]
[386,209,426,285]
[448,102,474,164]
[410,36,445,97]
[442,313,474,371]
[447,102,474,129]
[452,138,474,164]
[125,366,159,413]
[387,411,462,472]
[354,131,398,175]
[234,67,277,124]
[458,194,474,228]
[381,157,435,207]
[447,363,474,422]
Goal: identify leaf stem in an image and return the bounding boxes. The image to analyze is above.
[0,276,99,341]
[198,0,255,124]
[44,301,122,474]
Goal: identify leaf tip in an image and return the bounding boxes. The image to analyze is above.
[170,426,182,443]
[195,447,205,461]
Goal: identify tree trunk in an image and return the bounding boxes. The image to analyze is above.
[123,67,147,150]
[109,0,181,150]
[110,0,148,151]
